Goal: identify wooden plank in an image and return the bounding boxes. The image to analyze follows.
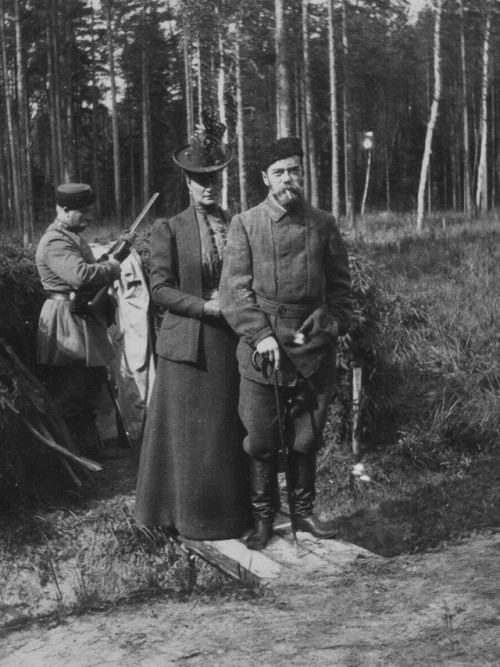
[180,537,282,583]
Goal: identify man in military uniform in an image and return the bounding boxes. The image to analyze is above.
[219,137,352,550]
[36,183,134,459]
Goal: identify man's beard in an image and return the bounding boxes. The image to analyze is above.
[274,186,303,209]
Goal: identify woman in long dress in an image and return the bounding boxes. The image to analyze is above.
[135,119,249,540]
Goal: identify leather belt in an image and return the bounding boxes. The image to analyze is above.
[45,291,71,301]
[256,295,317,318]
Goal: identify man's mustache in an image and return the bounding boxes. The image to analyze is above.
[279,186,302,199]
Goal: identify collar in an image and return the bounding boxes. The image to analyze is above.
[49,219,82,235]
[262,193,308,223]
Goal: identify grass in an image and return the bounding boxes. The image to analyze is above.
[315,210,500,555]
[0,453,263,633]
[2,210,500,628]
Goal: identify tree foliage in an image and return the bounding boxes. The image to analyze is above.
[1,0,500,237]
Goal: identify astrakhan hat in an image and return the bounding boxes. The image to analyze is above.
[257,137,303,172]
[56,183,95,209]
[173,107,232,174]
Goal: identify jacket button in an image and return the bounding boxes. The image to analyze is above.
[277,305,286,316]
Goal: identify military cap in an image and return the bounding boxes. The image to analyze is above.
[257,137,304,172]
[55,183,95,210]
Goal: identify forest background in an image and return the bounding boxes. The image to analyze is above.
[0,0,498,243]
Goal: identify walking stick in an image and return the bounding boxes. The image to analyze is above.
[252,351,298,547]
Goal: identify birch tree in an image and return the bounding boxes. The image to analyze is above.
[181,2,194,139]
[234,20,248,211]
[416,0,443,231]
[475,1,491,213]
[275,0,292,137]
[105,0,122,224]
[459,0,472,217]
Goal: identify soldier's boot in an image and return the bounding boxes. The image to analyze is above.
[290,451,337,539]
[246,457,275,551]
[70,412,104,462]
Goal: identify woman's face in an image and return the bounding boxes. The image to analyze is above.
[186,172,221,208]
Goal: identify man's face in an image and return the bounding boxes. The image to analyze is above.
[186,172,221,208]
[67,205,94,230]
[262,155,304,208]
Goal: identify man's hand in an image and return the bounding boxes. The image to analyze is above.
[203,299,221,318]
[256,335,280,370]
[119,230,137,246]
[298,308,338,342]
[107,256,122,280]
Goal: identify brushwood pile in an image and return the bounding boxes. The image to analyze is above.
[0,243,45,508]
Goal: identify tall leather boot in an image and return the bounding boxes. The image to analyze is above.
[246,457,275,551]
[69,411,104,462]
[290,451,337,539]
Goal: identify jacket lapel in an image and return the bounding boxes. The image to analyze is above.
[176,206,203,296]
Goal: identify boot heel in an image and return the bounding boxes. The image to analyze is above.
[246,520,273,550]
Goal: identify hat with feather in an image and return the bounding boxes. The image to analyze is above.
[173,107,233,173]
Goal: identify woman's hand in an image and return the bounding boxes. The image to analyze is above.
[203,299,221,318]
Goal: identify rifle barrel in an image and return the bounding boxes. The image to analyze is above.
[129,192,160,234]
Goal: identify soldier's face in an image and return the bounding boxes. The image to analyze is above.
[186,172,221,208]
[68,206,94,230]
[262,155,304,207]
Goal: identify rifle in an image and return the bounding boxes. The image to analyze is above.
[104,370,132,449]
[87,192,159,313]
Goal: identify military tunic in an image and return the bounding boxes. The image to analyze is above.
[36,221,117,367]
[219,194,352,457]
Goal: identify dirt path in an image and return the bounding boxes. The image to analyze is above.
[1,531,499,666]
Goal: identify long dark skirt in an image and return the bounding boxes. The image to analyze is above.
[135,319,250,540]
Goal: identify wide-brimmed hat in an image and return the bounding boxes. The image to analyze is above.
[173,108,232,174]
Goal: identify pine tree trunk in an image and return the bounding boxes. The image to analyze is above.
[328,0,340,221]
[105,0,122,225]
[142,0,151,209]
[342,0,355,231]
[0,0,22,234]
[46,0,60,186]
[300,76,310,201]
[62,2,76,181]
[181,2,194,139]
[234,22,248,211]
[14,0,33,243]
[302,0,318,207]
[51,0,65,184]
[417,0,443,231]
[90,3,101,221]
